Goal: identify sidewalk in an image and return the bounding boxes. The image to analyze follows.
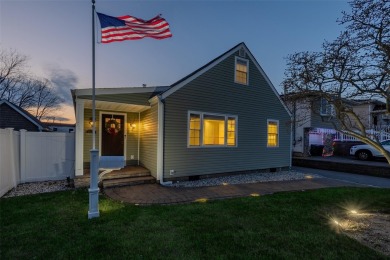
[104,177,364,205]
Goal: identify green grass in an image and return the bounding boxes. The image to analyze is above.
[1,187,389,259]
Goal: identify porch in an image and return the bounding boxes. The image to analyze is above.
[73,93,161,180]
[74,165,155,188]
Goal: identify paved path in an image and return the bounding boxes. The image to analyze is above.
[104,178,365,205]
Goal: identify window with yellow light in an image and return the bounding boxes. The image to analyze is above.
[189,114,201,146]
[188,112,237,147]
[267,120,279,147]
[235,57,248,85]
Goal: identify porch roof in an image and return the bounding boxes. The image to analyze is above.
[72,86,170,113]
[83,99,150,113]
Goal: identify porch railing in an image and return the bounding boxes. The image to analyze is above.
[312,126,390,142]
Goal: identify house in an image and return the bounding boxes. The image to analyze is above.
[284,95,336,156]
[43,122,76,133]
[286,95,389,157]
[0,99,46,131]
[351,99,389,129]
[71,42,292,183]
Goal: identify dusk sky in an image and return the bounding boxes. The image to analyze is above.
[1,0,350,123]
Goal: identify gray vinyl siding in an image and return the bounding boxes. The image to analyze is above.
[139,105,158,177]
[78,93,154,106]
[310,112,335,129]
[163,51,291,178]
[83,109,139,166]
[310,100,336,129]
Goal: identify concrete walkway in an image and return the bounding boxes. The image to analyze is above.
[104,178,365,205]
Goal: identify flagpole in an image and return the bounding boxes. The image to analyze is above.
[88,0,99,219]
[92,0,96,150]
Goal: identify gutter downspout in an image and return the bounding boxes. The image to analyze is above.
[157,96,172,185]
[292,101,296,147]
[368,103,372,128]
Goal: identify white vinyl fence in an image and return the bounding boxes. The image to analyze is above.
[0,128,75,197]
[0,129,20,197]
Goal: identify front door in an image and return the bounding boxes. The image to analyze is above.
[101,114,125,156]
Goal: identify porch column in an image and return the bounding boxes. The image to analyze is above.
[75,99,84,176]
[157,97,164,182]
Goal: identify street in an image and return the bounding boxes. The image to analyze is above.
[293,166,390,188]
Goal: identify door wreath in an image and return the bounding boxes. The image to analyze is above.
[105,117,121,135]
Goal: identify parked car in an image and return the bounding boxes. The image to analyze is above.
[350,140,390,160]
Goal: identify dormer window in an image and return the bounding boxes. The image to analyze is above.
[235,57,249,85]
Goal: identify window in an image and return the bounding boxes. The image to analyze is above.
[320,98,335,116]
[235,57,249,85]
[203,115,225,145]
[227,117,236,146]
[189,114,201,146]
[188,112,237,147]
[267,120,279,147]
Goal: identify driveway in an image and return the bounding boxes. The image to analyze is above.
[292,166,390,188]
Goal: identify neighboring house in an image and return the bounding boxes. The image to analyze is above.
[0,99,46,132]
[286,95,389,157]
[43,122,76,133]
[352,99,389,129]
[72,42,292,182]
[285,95,336,156]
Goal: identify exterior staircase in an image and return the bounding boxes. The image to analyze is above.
[102,168,155,188]
[74,166,155,189]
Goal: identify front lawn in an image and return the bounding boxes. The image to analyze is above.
[1,187,389,259]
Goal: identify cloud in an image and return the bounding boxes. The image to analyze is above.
[44,63,78,104]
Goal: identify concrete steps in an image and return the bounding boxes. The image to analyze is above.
[73,166,155,189]
[103,175,156,188]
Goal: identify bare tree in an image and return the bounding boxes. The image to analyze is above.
[0,49,28,99]
[0,49,62,120]
[339,0,390,110]
[283,0,390,163]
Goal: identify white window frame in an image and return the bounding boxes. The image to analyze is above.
[187,111,238,148]
[267,119,279,148]
[234,56,249,85]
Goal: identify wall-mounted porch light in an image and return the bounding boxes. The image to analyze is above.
[86,117,95,133]
[128,122,136,132]
[89,117,94,127]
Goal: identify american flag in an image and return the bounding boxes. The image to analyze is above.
[97,12,172,43]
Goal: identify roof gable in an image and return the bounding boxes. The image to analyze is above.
[160,42,291,116]
[0,99,45,131]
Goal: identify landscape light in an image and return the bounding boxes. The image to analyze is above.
[195,198,208,203]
